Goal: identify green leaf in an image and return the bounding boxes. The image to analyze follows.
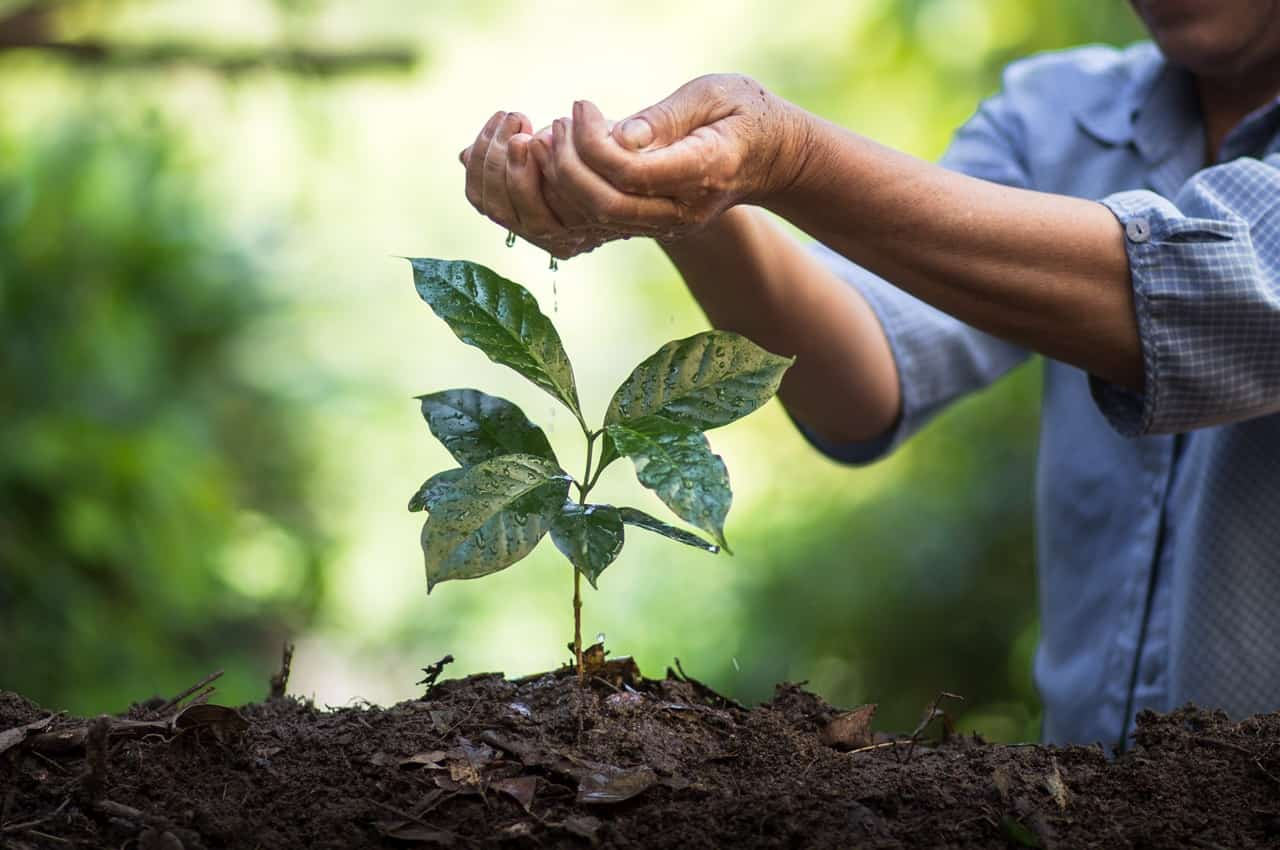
[605,330,793,431]
[419,389,556,467]
[420,454,570,591]
[408,468,464,513]
[409,258,584,428]
[618,507,719,554]
[549,503,625,588]
[604,416,733,553]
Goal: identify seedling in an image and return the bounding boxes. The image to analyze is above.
[406,258,793,681]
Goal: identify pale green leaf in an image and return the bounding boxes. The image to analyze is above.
[550,503,625,588]
[605,330,793,431]
[420,454,570,591]
[605,416,732,553]
[419,389,556,466]
[618,507,719,554]
[409,258,584,428]
[408,467,464,513]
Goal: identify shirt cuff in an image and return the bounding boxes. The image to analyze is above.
[1092,190,1244,437]
[791,244,925,465]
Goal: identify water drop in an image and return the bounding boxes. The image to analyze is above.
[552,276,558,314]
[549,255,558,271]
[595,632,606,644]
[732,656,741,672]
[505,230,517,248]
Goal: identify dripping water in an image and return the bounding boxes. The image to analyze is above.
[505,230,516,248]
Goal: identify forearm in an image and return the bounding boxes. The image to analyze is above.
[770,110,1141,389]
[661,205,901,443]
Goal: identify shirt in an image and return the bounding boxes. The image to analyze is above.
[805,41,1280,749]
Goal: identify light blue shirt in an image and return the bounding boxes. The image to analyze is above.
[806,42,1280,749]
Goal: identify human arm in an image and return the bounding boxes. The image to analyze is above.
[458,81,1036,455]
[656,206,902,445]
[554,77,1142,392]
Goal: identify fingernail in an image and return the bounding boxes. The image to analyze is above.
[511,140,528,167]
[573,100,583,121]
[531,139,550,168]
[619,118,654,149]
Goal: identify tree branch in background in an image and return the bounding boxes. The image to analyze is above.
[0,0,420,75]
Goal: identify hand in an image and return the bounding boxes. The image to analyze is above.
[535,75,810,241]
[459,110,610,260]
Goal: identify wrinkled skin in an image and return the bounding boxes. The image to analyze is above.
[460,75,806,259]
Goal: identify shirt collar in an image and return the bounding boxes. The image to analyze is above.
[1073,41,1280,164]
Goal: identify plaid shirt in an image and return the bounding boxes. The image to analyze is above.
[805,41,1280,749]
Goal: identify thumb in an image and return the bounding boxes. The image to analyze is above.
[612,75,730,151]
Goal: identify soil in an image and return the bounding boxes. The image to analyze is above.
[3,657,1280,849]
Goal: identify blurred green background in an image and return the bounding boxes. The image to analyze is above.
[0,0,1144,741]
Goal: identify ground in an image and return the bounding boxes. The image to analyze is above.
[2,656,1279,849]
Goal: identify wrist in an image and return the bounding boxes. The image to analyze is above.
[755,96,820,205]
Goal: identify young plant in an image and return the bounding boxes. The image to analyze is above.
[406,258,793,680]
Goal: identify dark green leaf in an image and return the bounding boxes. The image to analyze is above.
[604,330,793,431]
[550,503,625,588]
[409,258,584,428]
[604,416,733,553]
[420,454,570,591]
[408,467,465,513]
[418,389,556,466]
[618,507,719,554]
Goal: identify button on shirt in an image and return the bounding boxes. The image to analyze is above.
[805,42,1280,749]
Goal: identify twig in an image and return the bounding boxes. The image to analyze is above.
[846,740,912,755]
[83,716,110,801]
[416,655,455,695]
[149,670,224,718]
[1255,759,1280,786]
[1190,736,1253,756]
[1,798,70,834]
[269,641,295,700]
[904,691,965,765]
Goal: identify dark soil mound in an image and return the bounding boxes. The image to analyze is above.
[3,663,1279,849]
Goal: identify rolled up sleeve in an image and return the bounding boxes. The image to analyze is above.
[1095,154,1280,436]
[798,245,1028,464]
[795,81,1033,465]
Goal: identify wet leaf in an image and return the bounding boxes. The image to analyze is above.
[618,507,719,553]
[409,258,584,427]
[549,503,625,588]
[375,821,456,845]
[575,763,658,805]
[605,417,732,552]
[492,775,537,810]
[0,714,56,756]
[820,703,878,750]
[605,330,792,432]
[420,454,570,591]
[398,750,449,767]
[561,815,602,844]
[409,469,464,513]
[418,389,556,467]
[172,703,249,736]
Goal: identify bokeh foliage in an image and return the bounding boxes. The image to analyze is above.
[0,114,328,710]
[0,0,1145,740]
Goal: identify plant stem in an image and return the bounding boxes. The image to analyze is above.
[572,431,597,685]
